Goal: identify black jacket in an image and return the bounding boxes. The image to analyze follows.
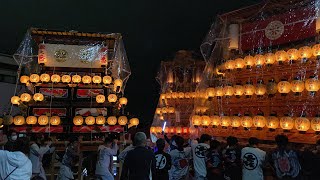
[121,146,156,180]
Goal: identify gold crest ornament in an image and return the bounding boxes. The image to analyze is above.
[54,49,68,62]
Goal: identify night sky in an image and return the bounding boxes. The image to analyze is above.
[0,0,260,127]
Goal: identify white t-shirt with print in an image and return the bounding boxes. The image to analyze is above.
[169,147,191,180]
[192,143,210,177]
[241,147,266,180]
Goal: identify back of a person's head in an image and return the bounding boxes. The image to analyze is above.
[175,136,184,151]
[248,137,259,146]
[227,136,238,146]
[69,136,78,145]
[200,134,212,143]
[15,137,30,155]
[156,138,165,151]
[134,132,147,146]
[8,130,16,136]
[104,137,113,145]
[275,134,288,148]
[210,140,221,150]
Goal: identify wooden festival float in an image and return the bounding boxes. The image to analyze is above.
[0,28,139,179]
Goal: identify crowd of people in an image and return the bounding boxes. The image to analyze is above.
[1,127,320,180]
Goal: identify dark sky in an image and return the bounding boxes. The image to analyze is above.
[0,0,260,127]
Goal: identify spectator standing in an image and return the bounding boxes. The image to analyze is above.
[154,138,171,180]
[223,136,242,180]
[192,134,211,180]
[241,137,266,180]
[0,128,8,150]
[120,132,156,180]
[206,140,223,180]
[4,130,18,152]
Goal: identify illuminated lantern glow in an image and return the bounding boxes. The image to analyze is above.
[40,74,50,83]
[169,127,175,134]
[164,127,169,134]
[51,74,61,83]
[215,86,224,97]
[50,116,61,126]
[92,76,102,84]
[85,116,95,125]
[200,89,208,99]
[119,97,128,105]
[114,79,123,92]
[253,115,266,128]
[255,83,266,96]
[14,116,25,125]
[291,79,305,94]
[206,88,215,99]
[182,127,188,134]
[241,116,253,128]
[38,44,47,64]
[244,55,254,68]
[277,80,291,95]
[33,93,44,102]
[130,118,139,126]
[165,92,172,99]
[38,115,49,125]
[171,92,178,99]
[108,94,118,103]
[159,115,164,120]
[191,92,197,98]
[305,76,320,93]
[73,116,84,125]
[61,75,71,83]
[11,96,20,105]
[234,84,244,97]
[150,127,156,133]
[234,58,245,69]
[225,60,235,70]
[20,93,31,102]
[26,116,37,125]
[156,126,164,133]
[266,116,279,129]
[266,79,277,95]
[201,116,211,127]
[20,75,29,84]
[160,94,166,100]
[178,92,185,99]
[107,116,117,125]
[103,76,112,84]
[96,116,106,125]
[168,107,175,114]
[176,127,182,134]
[96,94,106,103]
[311,116,320,131]
[185,92,191,99]
[254,54,265,67]
[244,83,255,96]
[231,116,241,128]
[156,108,162,115]
[161,107,168,114]
[223,85,234,97]
[72,75,81,83]
[82,75,92,84]
[295,117,310,131]
[312,44,320,59]
[221,116,231,127]
[118,116,128,126]
[287,48,299,61]
[265,53,276,65]
[30,74,40,83]
[299,46,312,60]
[192,115,201,127]
[280,116,294,130]
[275,50,288,63]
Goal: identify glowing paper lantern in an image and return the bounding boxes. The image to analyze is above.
[275,50,288,63]
[210,115,221,126]
[291,79,305,94]
[61,75,71,83]
[51,74,61,83]
[50,116,61,126]
[20,93,31,102]
[312,44,320,58]
[254,54,265,67]
[26,116,37,125]
[234,84,244,97]
[176,127,182,134]
[192,115,201,126]
[85,116,95,125]
[168,107,175,114]
[206,88,215,99]
[73,116,84,125]
[150,127,156,133]
[182,127,188,134]
[119,97,128,105]
[311,116,320,131]
[107,116,117,125]
[169,127,175,134]
[38,115,49,125]
[295,117,310,131]
[33,93,44,102]
[161,107,168,114]
[265,53,276,65]
[185,92,191,99]
[108,94,117,103]
[92,76,102,84]
[14,116,25,125]
[166,92,172,99]
[223,85,234,97]
[171,92,178,99]
[130,118,139,126]
[39,74,50,83]
[201,116,211,127]
[225,60,235,70]
[305,77,320,93]
[72,75,81,83]
[20,75,29,84]
[11,96,20,105]
[215,86,224,97]
[277,80,291,94]
[244,55,254,68]
[160,94,166,100]
[266,116,279,129]
[241,116,253,128]
[231,116,241,128]
[30,74,40,83]
[96,95,106,103]
[255,83,266,96]
[82,75,92,84]
[280,116,294,130]
[96,116,106,125]
[287,48,299,61]
[299,46,312,60]
[221,116,231,127]
[156,108,162,115]
[234,58,245,69]
[103,76,112,84]
[114,79,123,92]
[118,116,128,126]
[253,115,266,128]
[178,92,185,99]
[244,83,255,96]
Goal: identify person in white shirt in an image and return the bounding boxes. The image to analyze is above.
[192,134,211,180]
[95,137,118,180]
[241,137,266,180]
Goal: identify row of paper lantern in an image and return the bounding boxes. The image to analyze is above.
[221,44,320,71]
[95,94,128,104]
[191,115,320,132]
[9,115,139,126]
[155,107,175,115]
[160,92,197,100]
[150,126,198,134]
[200,78,320,98]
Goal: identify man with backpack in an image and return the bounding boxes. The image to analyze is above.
[270,135,301,180]
[154,138,171,180]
